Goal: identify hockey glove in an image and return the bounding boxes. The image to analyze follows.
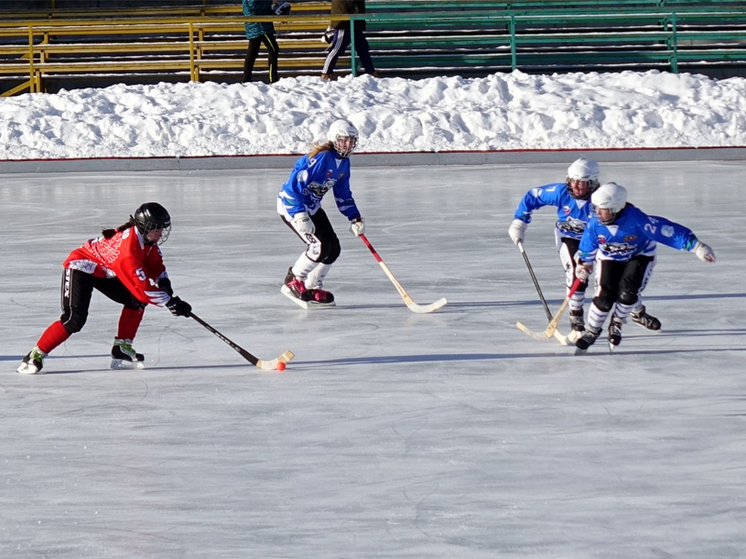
[692,240,716,263]
[575,261,593,282]
[274,1,291,16]
[166,296,192,317]
[158,277,174,296]
[350,217,365,236]
[292,212,315,235]
[508,219,527,245]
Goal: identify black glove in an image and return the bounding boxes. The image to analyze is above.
[275,1,291,15]
[158,277,174,296]
[166,296,192,317]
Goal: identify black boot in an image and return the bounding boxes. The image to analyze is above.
[575,326,601,354]
[111,339,145,370]
[630,305,661,331]
[608,316,623,349]
[569,308,585,332]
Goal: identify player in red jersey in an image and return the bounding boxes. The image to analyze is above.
[17,202,192,374]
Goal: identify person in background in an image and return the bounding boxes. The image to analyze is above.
[573,182,716,353]
[243,1,290,84]
[277,119,365,308]
[509,158,661,339]
[322,0,377,80]
[17,203,192,374]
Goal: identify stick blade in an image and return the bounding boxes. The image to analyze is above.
[553,330,571,346]
[516,321,551,341]
[518,321,576,345]
[256,350,295,371]
[406,297,448,314]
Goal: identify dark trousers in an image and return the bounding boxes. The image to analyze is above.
[282,208,341,264]
[593,255,654,312]
[322,28,376,75]
[245,33,280,83]
[61,268,145,334]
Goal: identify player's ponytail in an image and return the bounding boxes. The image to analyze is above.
[101,217,135,239]
[308,141,335,159]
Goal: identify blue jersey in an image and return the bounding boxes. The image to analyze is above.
[577,204,698,263]
[513,182,594,240]
[277,149,361,221]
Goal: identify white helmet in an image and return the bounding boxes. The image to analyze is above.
[566,157,600,199]
[591,182,628,224]
[328,119,359,158]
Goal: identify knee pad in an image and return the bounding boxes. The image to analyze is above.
[320,238,341,264]
[62,311,87,334]
[618,290,638,306]
[593,294,615,313]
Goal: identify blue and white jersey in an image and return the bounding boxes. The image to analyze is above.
[513,182,594,240]
[577,204,698,263]
[277,149,361,221]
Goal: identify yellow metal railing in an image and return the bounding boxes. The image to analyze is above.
[0,3,336,96]
[3,3,745,96]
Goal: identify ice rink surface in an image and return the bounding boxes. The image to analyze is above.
[1,160,745,558]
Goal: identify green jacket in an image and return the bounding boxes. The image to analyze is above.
[243,0,275,40]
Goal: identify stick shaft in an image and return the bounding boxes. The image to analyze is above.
[360,234,413,301]
[517,241,553,322]
[543,277,583,337]
[191,313,259,366]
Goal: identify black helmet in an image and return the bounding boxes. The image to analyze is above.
[133,202,171,245]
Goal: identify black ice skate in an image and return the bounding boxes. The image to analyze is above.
[630,305,661,331]
[608,316,623,350]
[306,287,336,307]
[111,338,145,370]
[281,276,314,309]
[568,308,585,343]
[17,347,46,375]
[574,326,602,354]
[569,309,585,332]
[281,268,335,309]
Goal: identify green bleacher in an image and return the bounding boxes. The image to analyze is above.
[1,0,744,95]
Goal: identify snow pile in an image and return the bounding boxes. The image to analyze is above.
[1,70,745,160]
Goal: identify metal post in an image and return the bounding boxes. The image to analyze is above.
[670,12,678,73]
[510,14,517,70]
[189,22,197,82]
[350,16,358,77]
[28,26,36,93]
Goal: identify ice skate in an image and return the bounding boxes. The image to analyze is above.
[306,287,336,308]
[574,326,601,354]
[17,347,46,374]
[608,316,623,350]
[567,308,585,343]
[281,276,314,309]
[111,338,145,370]
[283,266,295,285]
[630,305,661,331]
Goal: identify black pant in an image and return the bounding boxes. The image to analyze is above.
[322,28,376,75]
[594,255,654,312]
[60,268,144,334]
[282,208,341,264]
[244,33,280,83]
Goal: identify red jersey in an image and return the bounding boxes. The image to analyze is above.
[63,226,170,306]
